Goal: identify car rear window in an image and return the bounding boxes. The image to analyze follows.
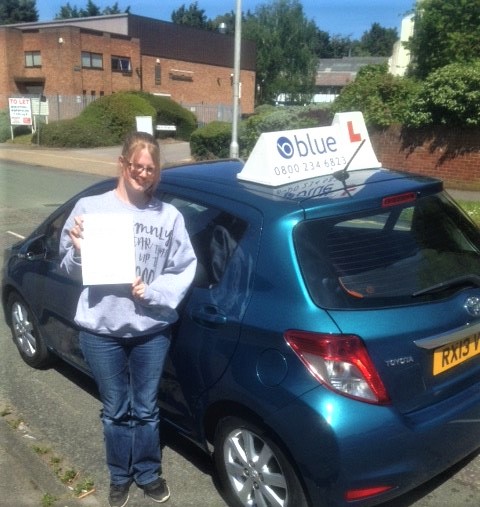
[294,192,480,309]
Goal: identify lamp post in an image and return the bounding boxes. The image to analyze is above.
[230,0,242,158]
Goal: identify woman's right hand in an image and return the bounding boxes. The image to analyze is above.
[69,215,84,252]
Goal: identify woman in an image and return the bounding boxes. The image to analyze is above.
[60,131,197,507]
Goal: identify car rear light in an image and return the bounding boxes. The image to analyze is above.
[345,485,394,501]
[382,192,416,207]
[284,330,390,405]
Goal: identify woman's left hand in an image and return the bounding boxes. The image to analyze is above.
[132,276,147,301]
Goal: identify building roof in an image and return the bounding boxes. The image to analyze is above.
[316,56,389,87]
[6,13,256,71]
[317,56,388,73]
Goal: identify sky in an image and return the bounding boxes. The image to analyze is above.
[36,0,416,39]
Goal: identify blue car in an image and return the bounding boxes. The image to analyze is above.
[3,115,480,507]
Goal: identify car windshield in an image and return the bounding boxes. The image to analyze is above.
[294,192,480,309]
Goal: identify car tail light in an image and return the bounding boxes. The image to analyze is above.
[382,192,416,207]
[284,331,390,405]
[345,485,394,501]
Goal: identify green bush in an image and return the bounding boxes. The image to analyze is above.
[39,117,118,147]
[240,105,333,156]
[40,92,155,147]
[0,109,11,142]
[132,92,197,140]
[79,92,156,141]
[404,61,480,127]
[331,64,420,128]
[190,121,231,160]
[39,92,196,147]
[191,105,334,160]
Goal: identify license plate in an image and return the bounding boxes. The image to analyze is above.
[433,333,480,375]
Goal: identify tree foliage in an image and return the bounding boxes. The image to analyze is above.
[171,1,208,29]
[407,0,480,79]
[243,0,318,105]
[55,0,127,19]
[359,22,397,57]
[0,0,38,24]
[331,64,420,127]
[404,62,480,127]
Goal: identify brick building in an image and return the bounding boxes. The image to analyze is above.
[0,13,256,119]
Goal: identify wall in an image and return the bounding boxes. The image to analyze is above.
[371,125,480,190]
[141,55,255,114]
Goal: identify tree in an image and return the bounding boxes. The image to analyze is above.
[359,22,397,56]
[56,2,80,18]
[55,0,127,19]
[171,2,209,29]
[0,0,38,24]
[407,0,480,79]
[332,64,420,127]
[404,62,480,127]
[243,0,318,105]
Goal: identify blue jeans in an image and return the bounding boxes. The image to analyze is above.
[79,330,170,486]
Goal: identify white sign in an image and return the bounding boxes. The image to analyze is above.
[81,213,136,285]
[136,116,153,135]
[31,98,49,116]
[8,97,32,126]
[237,111,381,186]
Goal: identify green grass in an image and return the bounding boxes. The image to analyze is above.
[457,200,480,226]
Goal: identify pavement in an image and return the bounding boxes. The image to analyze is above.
[0,139,193,178]
[0,140,479,507]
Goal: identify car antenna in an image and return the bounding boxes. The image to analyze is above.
[332,139,366,195]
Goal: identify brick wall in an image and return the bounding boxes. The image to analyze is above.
[371,125,480,190]
[141,55,255,114]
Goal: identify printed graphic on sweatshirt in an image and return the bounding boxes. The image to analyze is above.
[134,220,174,284]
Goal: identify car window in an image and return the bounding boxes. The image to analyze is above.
[295,193,480,309]
[44,206,74,261]
[162,194,248,288]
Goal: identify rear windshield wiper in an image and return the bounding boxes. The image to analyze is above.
[412,274,480,297]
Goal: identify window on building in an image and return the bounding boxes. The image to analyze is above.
[111,56,132,73]
[25,51,41,68]
[155,62,161,85]
[81,51,103,69]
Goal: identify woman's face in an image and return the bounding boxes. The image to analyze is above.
[122,148,160,196]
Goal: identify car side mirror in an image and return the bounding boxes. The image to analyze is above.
[17,236,47,261]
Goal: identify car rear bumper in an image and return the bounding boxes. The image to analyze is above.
[265,384,480,507]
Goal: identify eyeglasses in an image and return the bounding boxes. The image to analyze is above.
[126,162,157,177]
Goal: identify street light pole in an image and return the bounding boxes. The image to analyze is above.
[230,0,242,158]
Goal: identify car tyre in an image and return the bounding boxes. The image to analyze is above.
[7,292,53,368]
[214,416,309,507]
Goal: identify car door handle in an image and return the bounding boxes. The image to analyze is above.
[191,305,227,327]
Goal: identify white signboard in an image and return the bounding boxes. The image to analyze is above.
[31,97,49,116]
[8,97,32,126]
[81,214,136,286]
[237,111,381,186]
[136,116,153,135]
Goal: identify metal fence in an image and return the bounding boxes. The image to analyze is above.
[1,94,236,126]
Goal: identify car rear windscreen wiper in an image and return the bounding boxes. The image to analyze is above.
[412,274,480,297]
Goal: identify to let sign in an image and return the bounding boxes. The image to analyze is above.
[9,97,32,126]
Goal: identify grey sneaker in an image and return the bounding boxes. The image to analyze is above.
[142,477,170,503]
[109,480,132,507]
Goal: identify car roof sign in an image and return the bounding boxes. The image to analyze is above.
[237,111,381,187]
